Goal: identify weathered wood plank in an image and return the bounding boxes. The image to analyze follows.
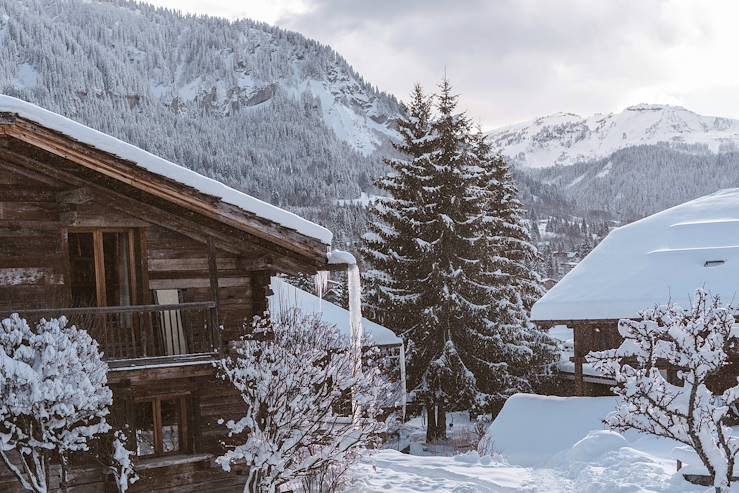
[149,277,250,290]
[0,267,63,286]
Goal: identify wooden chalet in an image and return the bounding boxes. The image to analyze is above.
[531,189,739,396]
[0,96,354,492]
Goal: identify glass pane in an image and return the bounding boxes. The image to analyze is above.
[103,232,132,308]
[68,233,97,307]
[134,401,155,456]
[161,399,182,453]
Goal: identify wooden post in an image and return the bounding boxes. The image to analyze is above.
[573,324,585,396]
[207,237,221,351]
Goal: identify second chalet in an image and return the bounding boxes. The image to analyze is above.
[532,189,739,396]
[0,95,397,492]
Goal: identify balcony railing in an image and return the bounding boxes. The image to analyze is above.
[11,302,220,365]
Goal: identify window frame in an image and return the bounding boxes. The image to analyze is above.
[133,394,191,458]
[66,228,140,308]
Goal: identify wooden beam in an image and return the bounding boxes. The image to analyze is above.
[573,325,585,396]
[207,237,221,335]
[1,148,250,256]
[56,187,95,205]
[0,144,327,273]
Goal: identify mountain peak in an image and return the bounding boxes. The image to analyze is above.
[624,103,690,113]
[488,104,739,168]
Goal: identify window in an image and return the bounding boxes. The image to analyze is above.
[134,396,189,457]
[68,230,137,308]
[704,260,725,267]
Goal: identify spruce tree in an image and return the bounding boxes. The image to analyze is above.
[363,79,557,442]
[474,132,558,406]
[362,84,434,332]
[364,80,488,441]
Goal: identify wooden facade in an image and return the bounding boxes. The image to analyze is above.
[0,111,335,492]
[539,318,738,397]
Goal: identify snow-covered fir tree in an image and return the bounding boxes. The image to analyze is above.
[474,133,558,403]
[476,131,545,311]
[363,80,556,441]
[362,83,434,331]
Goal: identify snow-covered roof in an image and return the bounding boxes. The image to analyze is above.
[269,277,402,347]
[0,95,332,245]
[532,188,739,321]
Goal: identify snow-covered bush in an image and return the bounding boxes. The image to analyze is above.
[109,431,138,493]
[217,311,391,493]
[0,314,113,493]
[587,289,739,492]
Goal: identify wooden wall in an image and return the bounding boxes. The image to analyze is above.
[0,158,271,342]
[0,166,67,310]
[0,158,279,492]
[145,225,258,343]
[572,321,738,397]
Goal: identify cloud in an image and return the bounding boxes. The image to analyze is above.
[277,0,739,127]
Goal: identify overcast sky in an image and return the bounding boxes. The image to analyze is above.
[144,0,739,129]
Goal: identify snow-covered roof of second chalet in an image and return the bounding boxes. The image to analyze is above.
[532,188,739,322]
[269,277,402,347]
[0,95,332,245]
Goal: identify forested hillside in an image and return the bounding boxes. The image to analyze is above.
[531,144,739,221]
[0,0,609,262]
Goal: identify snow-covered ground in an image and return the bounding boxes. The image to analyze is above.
[353,395,738,492]
[394,411,480,456]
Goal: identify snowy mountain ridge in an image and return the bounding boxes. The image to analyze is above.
[488,103,739,168]
[0,0,400,156]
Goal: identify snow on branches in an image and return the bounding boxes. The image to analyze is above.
[587,289,739,491]
[0,314,113,493]
[216,311,391,493]
[109,431,138,493]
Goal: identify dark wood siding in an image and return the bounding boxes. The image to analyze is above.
[0,160,272,492]
[0,166,67,309]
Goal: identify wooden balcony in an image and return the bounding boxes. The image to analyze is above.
[11,302,221,368]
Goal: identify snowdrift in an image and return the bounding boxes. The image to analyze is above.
[479,394,617,466]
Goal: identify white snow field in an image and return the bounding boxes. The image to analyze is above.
[353,395,737,492]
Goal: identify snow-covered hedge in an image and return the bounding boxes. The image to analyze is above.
[588,289,739,492]
[0,314,113,493]
[217,311,391,493]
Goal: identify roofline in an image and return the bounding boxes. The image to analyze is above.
[0,106,332,263]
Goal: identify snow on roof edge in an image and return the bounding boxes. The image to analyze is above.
[0,95,333,245]
[269,277,402,347]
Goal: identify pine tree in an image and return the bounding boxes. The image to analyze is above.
[362,83,434,332]
[363,80,558,442]
[474,132,558,406]
[405,79,491,441]
[476,135,545,311]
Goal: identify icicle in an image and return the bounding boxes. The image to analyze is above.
[314,270,329,311]
[347,263,365,423]
[399,344,407,422]
[347,264,364,372]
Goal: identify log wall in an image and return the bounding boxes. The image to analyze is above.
[0,159,277,492]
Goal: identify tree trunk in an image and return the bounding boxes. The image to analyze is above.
[436,400,447,441]
[425,404,437,443]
